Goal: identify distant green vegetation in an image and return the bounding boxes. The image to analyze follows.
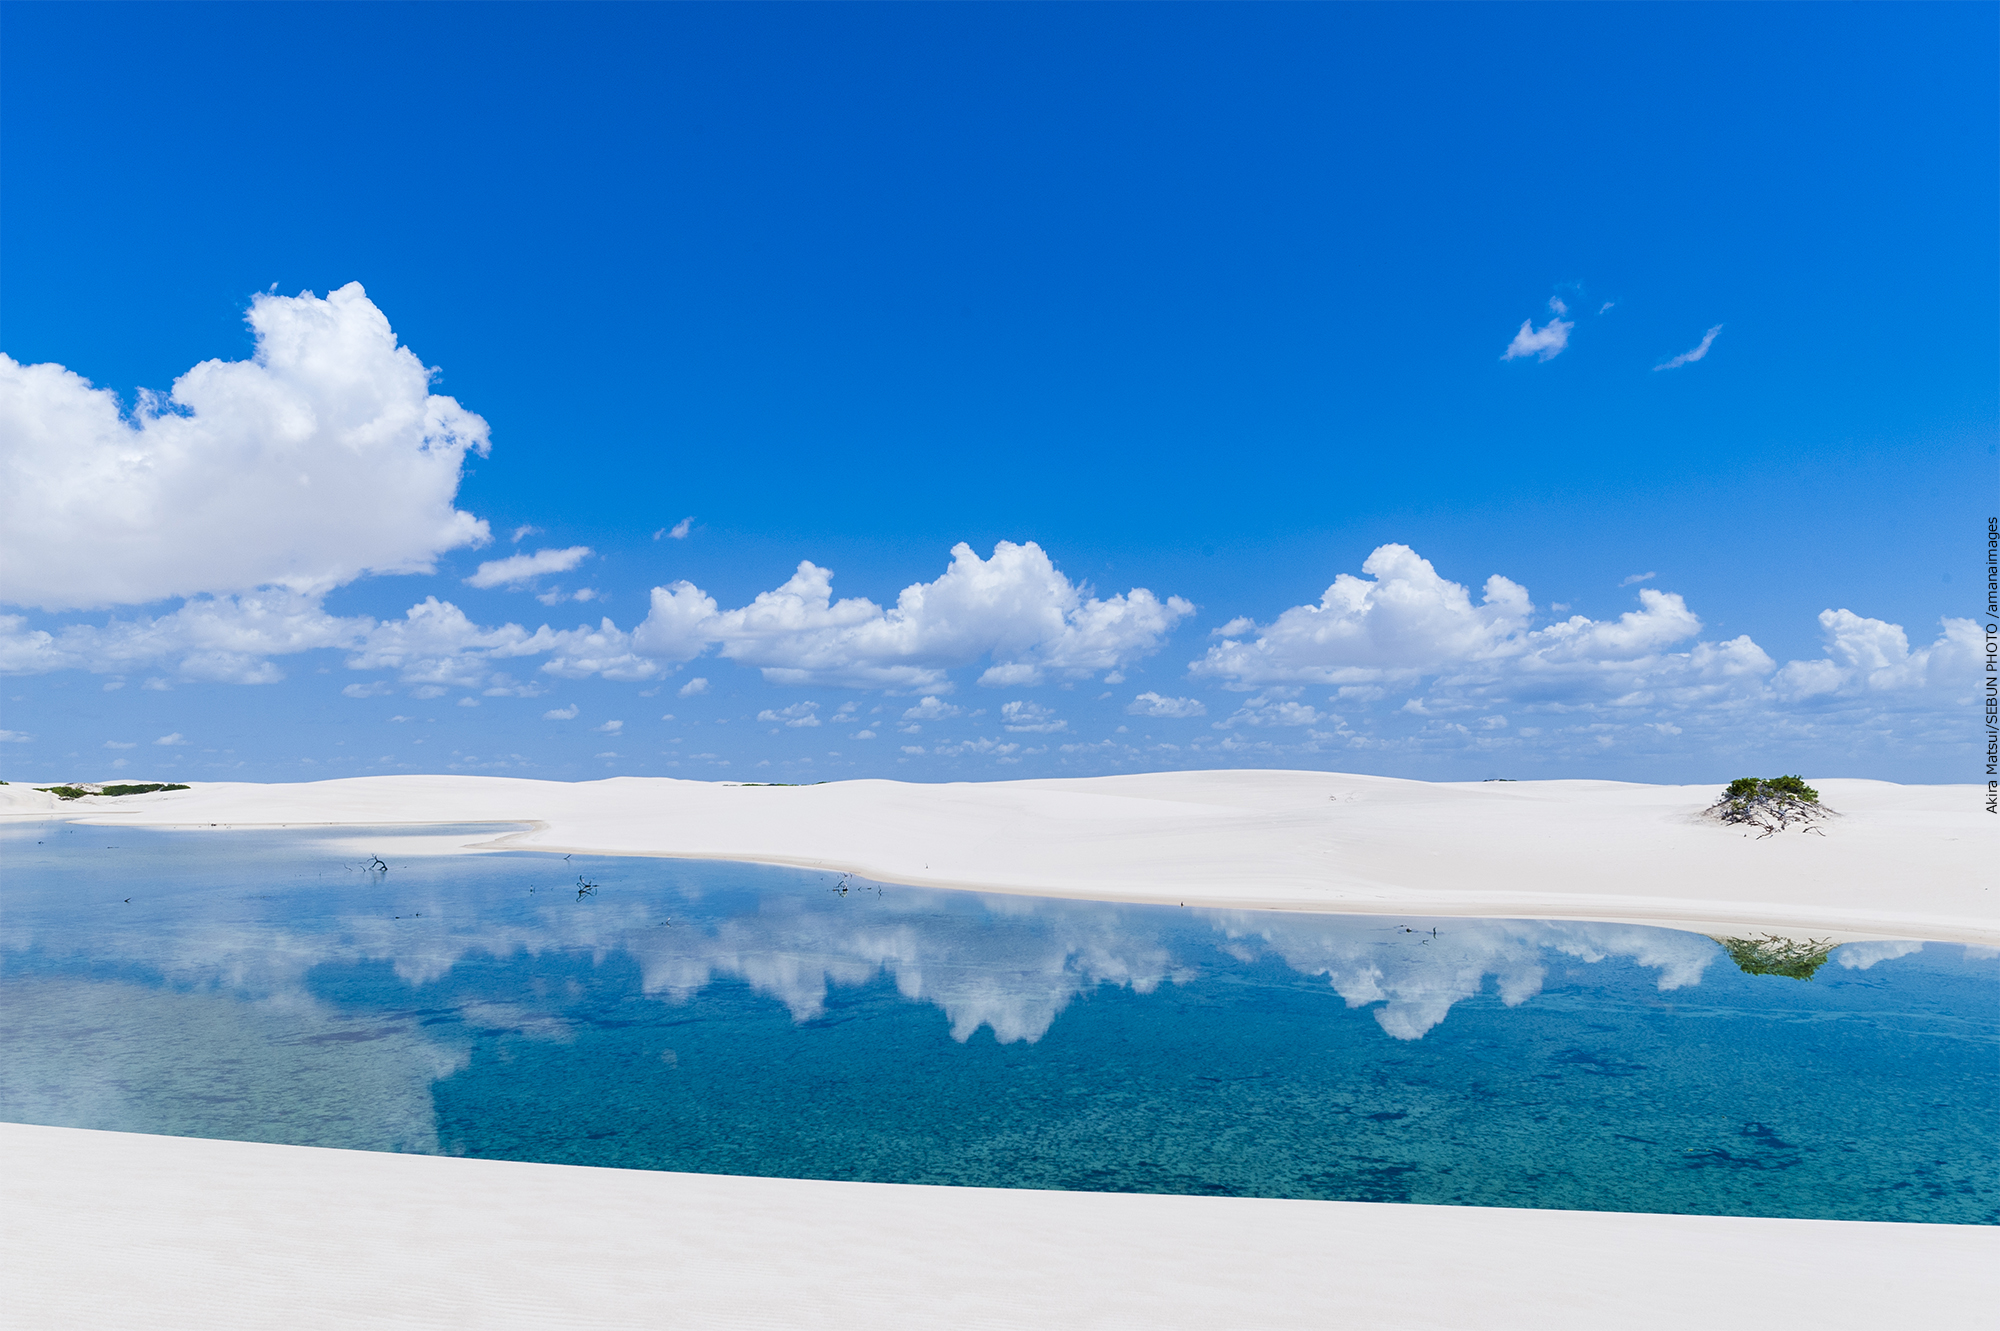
[1714,934,1836,982]
[34,782,190,800]
[1723,775,1819,805]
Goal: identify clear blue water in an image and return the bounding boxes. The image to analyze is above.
[2,821,1994,1223]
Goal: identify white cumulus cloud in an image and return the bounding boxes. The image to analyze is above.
[0,283,491,611]
[1185,543,1973,761]
[626,540,1192,691]
[343,597,547,688]
[1193,545,1535,687]
[1772,609,1975,701]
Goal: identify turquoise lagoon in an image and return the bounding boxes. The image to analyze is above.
[1,822,1993,1223]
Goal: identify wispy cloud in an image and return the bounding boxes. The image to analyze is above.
[1502,300,1574,363]
[654,517,694,541]
[465,546,593,589]
[1619,572,1657,587]
[1655,324,1722,371]
[542,704,578,721]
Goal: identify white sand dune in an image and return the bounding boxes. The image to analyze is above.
[4,770,1990,1326]
[3,770,1989,943]
[3,1123,1991,1330]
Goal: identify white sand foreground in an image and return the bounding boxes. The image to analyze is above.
[3,769,1990,944]
[4,1122,1991,1331]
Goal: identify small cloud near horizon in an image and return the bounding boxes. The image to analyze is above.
[1655,325,1723,371]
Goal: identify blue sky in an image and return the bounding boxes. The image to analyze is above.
[1,2,1992,786]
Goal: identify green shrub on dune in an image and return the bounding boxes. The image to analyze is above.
[1706,775,1828,836]
[1723,775,1818,805]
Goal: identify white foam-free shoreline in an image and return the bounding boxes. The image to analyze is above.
[2,1123,1991,1331]
[3,769,1990,944]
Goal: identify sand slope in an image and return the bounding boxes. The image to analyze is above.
[3,770,1987,943]
[4,1123,1991,1331]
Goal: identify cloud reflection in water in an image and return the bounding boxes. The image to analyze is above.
[4,834,1731,1047]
